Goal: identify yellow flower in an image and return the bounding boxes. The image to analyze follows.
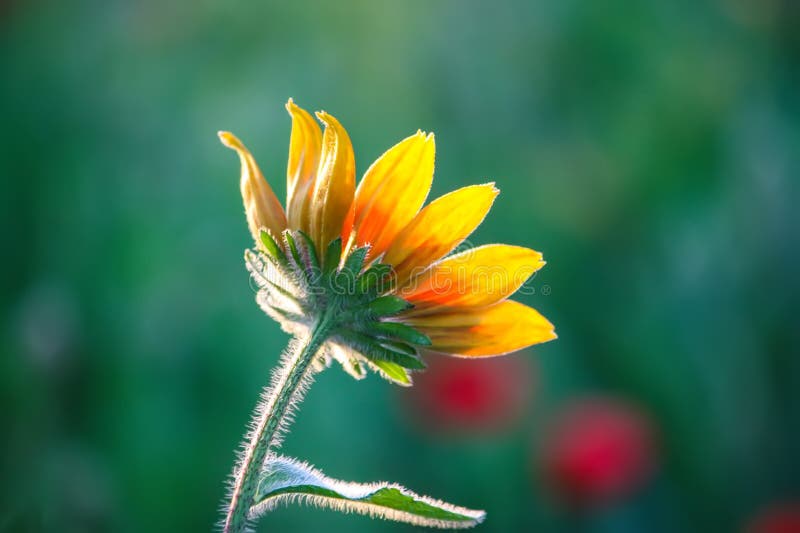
[219,99,555,377]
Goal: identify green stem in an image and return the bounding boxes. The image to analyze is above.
[223,315,334,533]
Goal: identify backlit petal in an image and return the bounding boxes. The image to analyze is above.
[401,244,544,309]
[403,300,556,357]
[285,99,322,233]
[218,131,287,244]
[311,111,355,257]
[383,183,499,289]
[348,131,434,260]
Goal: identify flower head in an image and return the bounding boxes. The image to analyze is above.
[219,99,556,385]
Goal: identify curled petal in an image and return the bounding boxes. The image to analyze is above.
[218,131,287,244]
[348,131,435,260]
[311,112,355,257]
[401,244,545,309]
[402,300,556,357]
[285,99,322,233]
[383,183,499,290]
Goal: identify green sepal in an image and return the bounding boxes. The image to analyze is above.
[264,278,301,305]
[381,339,428,370]
[337,355,367,381]
[378,345,426,370]
[342,245,369,276]
[356,263,392,296]
[364,295,413,316]
[368,358,412,386]
[369,321,432,346]
[245,249,300,296]
[380,339,425,359]
[337,331,426,370]
[323,238,343,275]
[259,229,286,263]
[283,231,306,272]
[297,231,321,274]
[266,305,305,325]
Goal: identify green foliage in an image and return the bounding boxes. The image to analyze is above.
[252,456,485,528]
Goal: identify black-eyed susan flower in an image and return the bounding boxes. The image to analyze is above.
[217,100,556,533]
[219,99,555,381]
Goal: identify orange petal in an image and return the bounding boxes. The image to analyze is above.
[348,131,435,260]
[285,99,322,233]
[401,244,545,309]
[383,183,499,289]
[218,131,287,244]
[311,111,355,256]
[403,300,556,357]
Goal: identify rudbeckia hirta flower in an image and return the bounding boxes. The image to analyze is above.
[219,99,555,380]
[217,99,556,533]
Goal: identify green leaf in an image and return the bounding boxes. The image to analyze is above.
[251,456,485,529]
[366,295,413,316]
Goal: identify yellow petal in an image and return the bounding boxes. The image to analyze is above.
[403,300,556,357]
[311,111,355,257]
[383,183,499,289]
[348,131,435,260]
[401,244,545,309]
[285,99,322,233]
[218,131,287,244]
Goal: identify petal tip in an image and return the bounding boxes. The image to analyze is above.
[545,329,558,342]
[475,182,500,196]
[285,97,304,115]
[218,130,240,150]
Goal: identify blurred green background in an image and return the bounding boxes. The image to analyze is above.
[1,1,798,531]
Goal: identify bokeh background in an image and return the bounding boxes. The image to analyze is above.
[2,1,799,531]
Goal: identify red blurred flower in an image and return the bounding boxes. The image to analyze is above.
[404,354,533,434]
[539,398,657,506]
[746,504,800,533]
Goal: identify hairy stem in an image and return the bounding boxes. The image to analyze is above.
[223,316,333,533]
